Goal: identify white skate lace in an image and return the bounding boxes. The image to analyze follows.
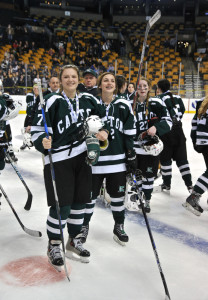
[49,245,62,259]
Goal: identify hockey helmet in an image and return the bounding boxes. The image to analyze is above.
[138,134,163,156]
[85,115,104,135]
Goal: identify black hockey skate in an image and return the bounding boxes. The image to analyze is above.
[65,235,90,263]
[20,143,27,150]
[113,223,129,246]
[182,192,203,216]
[79,224,89,244]
[47,240,64,272]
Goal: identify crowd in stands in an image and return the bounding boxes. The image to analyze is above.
[0,22,127,95]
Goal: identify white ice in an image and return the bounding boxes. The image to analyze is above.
[0,113,207,300]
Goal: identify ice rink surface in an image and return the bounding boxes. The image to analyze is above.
[0,113,207,300]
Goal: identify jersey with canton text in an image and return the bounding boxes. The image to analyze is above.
[31,92,107,165]
[92,95,136,174]
[157,92,185,122]
[134,96,172,155]
[191,98,208,146]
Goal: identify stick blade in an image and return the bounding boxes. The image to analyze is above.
[24,227,42,237]
[149,9,161,27]
[24,192,33,211]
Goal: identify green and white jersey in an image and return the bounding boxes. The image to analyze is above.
[31,92,107,165]
[157,91,185,121]
[191,98,208,146]
[0,97,8,138]
[26,92,37,117]
[127,91,135,106]
[92,95,136,174]
[134,97,172,155]
[0,97,7,121]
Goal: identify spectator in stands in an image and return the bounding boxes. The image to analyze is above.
[120,39,126,57]
[12,40,18,51]
[97,59,106,74]
[33,74,41,85]
[31,65,38,83]
[58,45,65,61]
[17,41,23,55]
[3,74,14,94]
[31,41,36,51]
[133,37,140,53]
[163,37,170,50]
[67,29,73,42]
[16,74,25,95]
[78,68,98,97]
[6,24,14,43]
[170,36,177,49]
[107,63,115,73]
[48,48,55,57]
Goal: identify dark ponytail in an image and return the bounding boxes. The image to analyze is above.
[157,79,175,107]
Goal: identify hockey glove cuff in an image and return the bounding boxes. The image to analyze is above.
[126,149,137,174]
[86,135,100,166]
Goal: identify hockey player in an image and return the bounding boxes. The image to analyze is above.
[127,82,136,106]
[31,65,108,269]
[132,77,172,213]
[115,75,127,99]
[0,93,21,171]
[183,95,208,216]
[156,79,193,193]
[20,84,39,150]
[74,72,136,246]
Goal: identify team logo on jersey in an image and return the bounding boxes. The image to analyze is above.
[146,167,153,173]
[118,185,125,193]
[119,105,126,110]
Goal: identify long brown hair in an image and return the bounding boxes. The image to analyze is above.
[134,77,152,116]
[97,72,118,96]
[198,95,208,119]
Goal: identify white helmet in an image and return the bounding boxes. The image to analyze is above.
[125,187,139,211]
[3,95,22,121]
[85,115,104,135]
[139,134,163,156]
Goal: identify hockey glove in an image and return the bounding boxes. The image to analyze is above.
[126,149,137,175]
[85,135,100,166]
[2,93,13,109]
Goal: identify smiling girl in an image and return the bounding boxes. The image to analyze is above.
[133,77,172,213]
[31,65,108,268]
[78,72,136,246]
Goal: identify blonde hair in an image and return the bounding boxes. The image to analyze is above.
[198,95,208,119]
[97,72,118,96]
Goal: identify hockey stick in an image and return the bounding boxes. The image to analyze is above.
[0,183,42,237]
[4,150,33,211]
[37,83,70,282]
[133,10,161,111]
[132,174,171,300]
